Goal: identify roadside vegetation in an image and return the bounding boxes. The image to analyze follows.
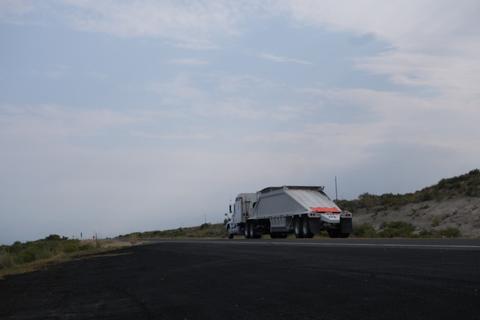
[0,235,131,279]
[353,221,461,238]
[119,223,227,241]
[337,169,480,212]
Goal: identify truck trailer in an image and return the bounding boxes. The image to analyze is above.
[226,186,352,239]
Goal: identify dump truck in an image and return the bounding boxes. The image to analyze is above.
[226,186,352,239]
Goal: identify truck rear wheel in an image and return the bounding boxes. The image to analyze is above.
[294,218,303,238]
[302,218,314,238]
[250,223,261,239]
[244,223,251,239]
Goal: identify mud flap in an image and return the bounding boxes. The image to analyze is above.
[340,217,353,234]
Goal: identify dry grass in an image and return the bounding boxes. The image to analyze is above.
[0,239,137,280]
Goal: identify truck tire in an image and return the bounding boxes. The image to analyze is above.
[294,218,303,238]
[244,223,251,239]
[302,218,314,238]
[228,233,234,239]
[250,223,261,239]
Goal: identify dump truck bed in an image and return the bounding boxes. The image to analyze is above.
[253,186,340,219]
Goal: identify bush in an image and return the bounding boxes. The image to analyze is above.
[15,249,37,264]
[418,229,434,237]
[353,223,377,237]
[63,241,80,253]
[79,243,94,251]
[378,221,415,238]
[0,238,86,270]
[0,252,13,269]
[44,234,68,241]
[437,227,461,238]
[431,216,441,227]
[119,223,228,239]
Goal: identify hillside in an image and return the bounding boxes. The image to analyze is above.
[337,169,480,237]
[118,223,227,240]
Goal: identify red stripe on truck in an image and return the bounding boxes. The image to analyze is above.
[310,207,341,213]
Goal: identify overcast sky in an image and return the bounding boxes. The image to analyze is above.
[1,0,479,244]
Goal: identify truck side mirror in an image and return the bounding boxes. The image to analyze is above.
[229,205,232,214]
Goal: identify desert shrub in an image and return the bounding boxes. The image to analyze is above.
[119,223,228,239]
[431,216,441,227]
[0,251,13,269]
[15,249,37,264]
[437,227,461,238]
[378,221,415,238]
[62,241,80,253]
[44,234,68,241]
[79,243,94,251]
[418,229,434,237]
[353,223,377,237]
[1,238,86,269]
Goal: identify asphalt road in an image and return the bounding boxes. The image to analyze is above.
[1,238,480,320]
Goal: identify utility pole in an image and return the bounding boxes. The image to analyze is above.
[335,176,338,201]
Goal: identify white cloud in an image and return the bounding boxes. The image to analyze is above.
[0,0,33,23]
[130,131,211,141]
[284,0,480,100]
[57,0,248,48]
[258,52,312,65]
[168,58,209,65]
[356,51,480,100]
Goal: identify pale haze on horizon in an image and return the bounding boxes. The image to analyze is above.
[1,0,479,244]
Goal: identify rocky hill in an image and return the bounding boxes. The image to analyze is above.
[337,169,480,237]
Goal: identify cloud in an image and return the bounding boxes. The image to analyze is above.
[284,0,480,99]
[168,58,209,65]
[130,131,211,141]
[258,52,312,65]
[44,64,70,79]
[56,0,250,49]
[0,0,34,23]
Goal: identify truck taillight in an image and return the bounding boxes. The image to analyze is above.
[310,207,341,213]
